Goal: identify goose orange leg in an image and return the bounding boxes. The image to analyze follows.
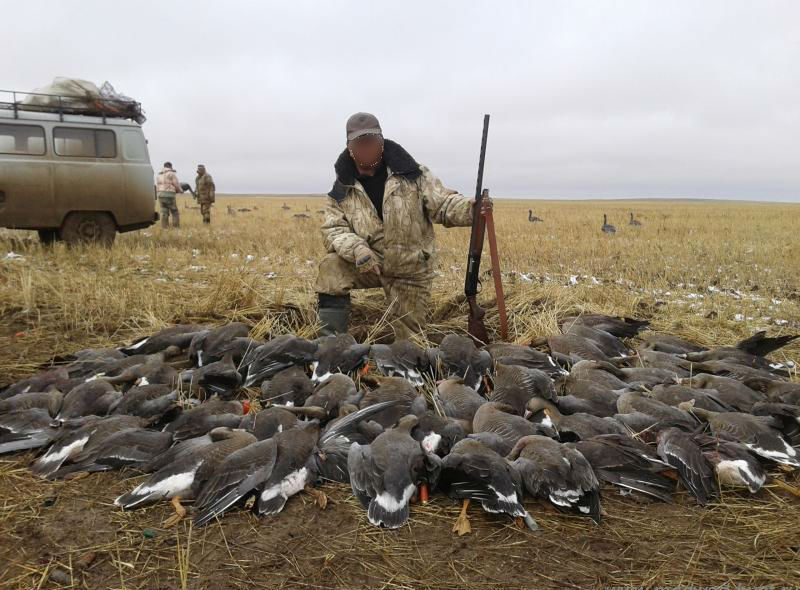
[304,484,328,509]
[452,499,471,536]
[772,479,800,498]
[163,496,186,528]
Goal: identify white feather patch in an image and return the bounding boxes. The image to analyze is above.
[39,436,89,464]
[421,432,442,454]
[373,483,416,514]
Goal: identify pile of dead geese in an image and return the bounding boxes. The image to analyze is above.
[1,316,799,533]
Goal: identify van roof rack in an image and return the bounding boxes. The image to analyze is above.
[0,89,144,124]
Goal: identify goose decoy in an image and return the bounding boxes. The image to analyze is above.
[58,381,122,419]
[115,427,257,526]
[239,405,299,440]
[650,384,735,413]
[312,334,370,383]
[547,334,611,365]
[194,419,322,526]
[472,402,554,456]
[435,377,486,433]
[179,353,242,399]
[562,323,632,358]
[369,340,429,386]
[302,373,360,419]
[628,213,641,227]
[0,390,63,417]
[440,437,537,535]
[434,334,492,391]
[678,374,765,412]
[358,376,427,428]
[348,415,438,529]
[112,384,179,421]
[528,210,543,223]
[188,322,250,367]
[32,415,144,478]
[1,367,70,400]
[485,343,566,378]
[569,434,674,502]
[120,324,207,356]
[47,428,174,479]
[640,332,707,355]
[241,334,318,388]
[560,314,649,339]
[526,397,628,441]
[735,331,800,357]
[165,398,249,442]
[281,202,290,210]
[601,214,616,234]
[260,366,314,407]
[690,432,767,493]
[656,427,719,505]
[508,435,602,523]
[678,401,799,468]
[616,390,698,432]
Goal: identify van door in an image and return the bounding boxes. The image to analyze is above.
[0,122,55,229]
[52,126,123,227]
[120,128,155,227]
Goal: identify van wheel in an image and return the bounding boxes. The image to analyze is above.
[60,212,116,246]
[37,229,60,245]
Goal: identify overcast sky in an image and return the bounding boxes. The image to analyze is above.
[5,1,799,200]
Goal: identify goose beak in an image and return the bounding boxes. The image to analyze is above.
[241,400,251,415]
[359,361,373,378]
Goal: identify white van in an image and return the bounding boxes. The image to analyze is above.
[0,89,157,245]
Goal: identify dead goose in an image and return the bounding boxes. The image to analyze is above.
[556,389,620,418]
[492,363,557,412]
[312,333,370,383]
[640,332,706,355]
[348,415,438,529]
[472,402,554,456]
[1,368,70,400]
[567,360,629,390]
[358,376,427,428]
[0,409,84,454]
[435,377,487,433]
[629,349,693,374]
[58,381,122,419]
[690,431,767,493]
[260,366,314,407]
[431,334,492,391]
[678,401,799,468]
[619,367,682,388]
[684,348,790,377]
[194,419,321,526]
[485,342,566,378]
[561,314,649,339]
[526,397,628,441]
[528,210,543,222]
[102,353,179,389]
[112,384,178,421]
[241,334,318,388]
[547,334,611,365]
[650,384,735,413]
[689,360,787,384]
[303,374,360,419]
[0,390,63,417]
[188,322,250,367]
[562,324,632,358]
[750,402,800,445]
[120,324,207,356]
[601,214,616,234]
[165,398,249,442]
[239,406,299,440]
[735,331,799,357]
[115,427,257,526]
[568,434,675,502]
[179,353,242,398]
[440,437,537,535]
[411,411,465,456]
[656,427,719,505]
[679,374,765,412]
[369,340,429,386]
[508,434,602,523]
[616,390,698,432]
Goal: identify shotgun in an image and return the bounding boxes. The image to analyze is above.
[465,115,490,344]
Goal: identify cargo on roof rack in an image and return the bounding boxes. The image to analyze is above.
[0,81,145,125]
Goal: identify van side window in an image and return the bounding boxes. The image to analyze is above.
[53,127,117,158]
[0,123,46,155]
[122,130,148,161]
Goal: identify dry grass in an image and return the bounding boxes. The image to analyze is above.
[1,195,799,589]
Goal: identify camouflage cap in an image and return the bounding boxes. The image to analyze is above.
[346,112,382,142]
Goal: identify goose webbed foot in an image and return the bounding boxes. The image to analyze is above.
[452,499,471,536]
[163,496,186,528]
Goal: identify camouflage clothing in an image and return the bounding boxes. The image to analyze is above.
[157,192,179,228]
[195,169,215,223]
[316,140,473,338]
[156,167,183,193]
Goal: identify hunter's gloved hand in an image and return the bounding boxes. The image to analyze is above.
[354,244,381,275]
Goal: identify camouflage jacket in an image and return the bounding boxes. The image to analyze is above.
[195,173,216,202]
[321,139,474,280]
[156,168,182,193]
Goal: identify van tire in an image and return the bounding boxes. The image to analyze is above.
[38,230,60,245]
[60,212,117,246]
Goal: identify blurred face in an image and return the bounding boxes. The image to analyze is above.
[197,167,205,176]
[348,134,384,170]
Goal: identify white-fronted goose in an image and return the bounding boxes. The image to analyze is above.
[526,397,628,441]
[433,334,492,391]
[0,409,84,455]
[508,434,602,523]
[349,415,436,529]
[112,384,178,421]
[492,363,557,414]
[116,427,257,526]
[630,349,693,374]
[569,434,674,502]
[561,314,649,339]
[691,432,767,493]
[528,210,543,222]
[440,437,537,535]
[188,322,250,367]
[547,334,610,365]
[619,367,682,388]
[736,331,799,357]
[656,427,719,505]
[239,406,299,440]
[679,374,765,412]
[486,343,566,378]
[165,398,248,442]
[689,360,786,384]
[435,377,486,433]
[58,381,122,419]
[0,390,63,417]
[650,384,735,413]
[179,353,242,399]
[303,374,359,419]
[563,324,631,358]
[629,212,642,226]
[241,334,318,387]
[102,353,179,389]
[369,340,429,386]
[616,390,698,432]
[312,333,370,383]
[568,361,629,390]
[120,324,207,356]
[1,368,70,400]
[358,376,427,428]
[640,332,706,355]
[678,401,799,468]
[750,401,800,445]
[261,366,314,407]
[472,402,554,455]
[411,411,465,456]
[684,348,790,378]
